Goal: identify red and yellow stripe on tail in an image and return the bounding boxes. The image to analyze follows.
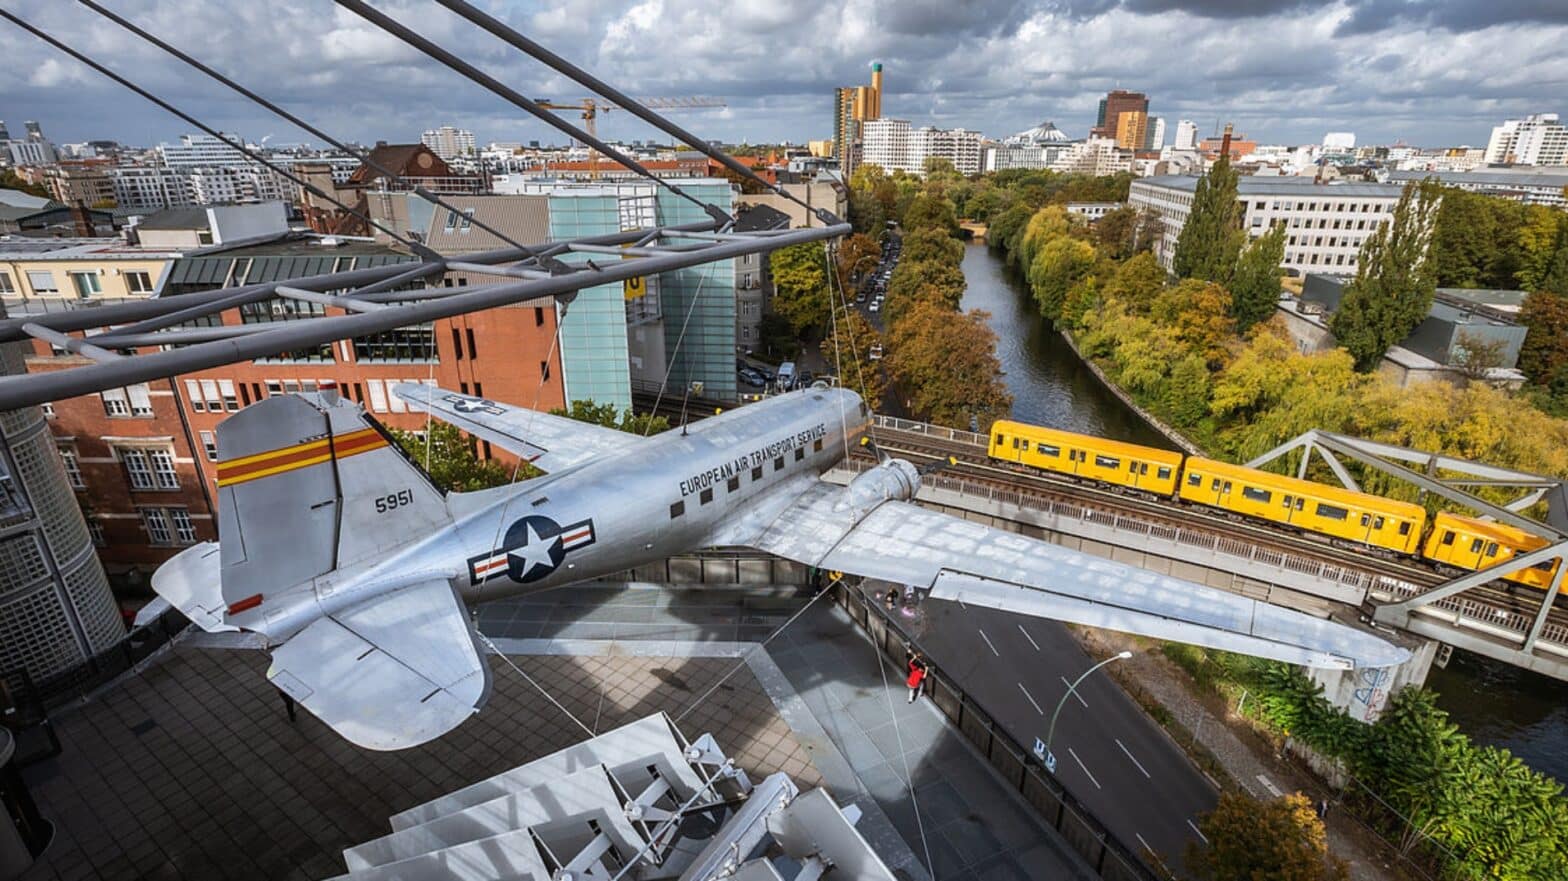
[215,428,388,487]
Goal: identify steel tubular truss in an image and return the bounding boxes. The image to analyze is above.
[0,221,845,411]
[1247,430,1568,650]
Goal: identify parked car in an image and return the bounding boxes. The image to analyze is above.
[776,361,797,390]
[869,301,880,313]
[798,370,815,387]
[737,367,766,388]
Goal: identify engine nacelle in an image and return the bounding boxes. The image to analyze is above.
[834,458,921,521]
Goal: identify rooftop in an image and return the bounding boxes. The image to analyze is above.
[133,206,211,231]
[1135,174,1405,198]
[0,188,57,210]
[1388,168,1568,188]
[0,237,184,261]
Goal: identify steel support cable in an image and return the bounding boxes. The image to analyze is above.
[332,0,729,225]
[426,0,839,226]
[74,0,557,271]
[0,10,436,258]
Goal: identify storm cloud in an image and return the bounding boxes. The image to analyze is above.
[0,0,1562,150]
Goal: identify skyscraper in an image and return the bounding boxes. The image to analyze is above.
[1147,117,1166,151]
[421,126,476,161]
[832,62,884,174]
[1114,111,1148,151]
[1173,119,1199,151]
[0,120,10,142]
[1091,90,1148,140]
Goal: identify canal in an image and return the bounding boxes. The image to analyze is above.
[959,240,1568,785]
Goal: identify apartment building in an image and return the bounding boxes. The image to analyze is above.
[1485,114,1568,166]
[1130,175,1405,276]
[860,119,985,175]
[1387,168,1568,209]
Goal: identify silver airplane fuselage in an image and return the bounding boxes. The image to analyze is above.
[245,387,869,643]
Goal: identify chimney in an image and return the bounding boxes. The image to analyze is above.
[1219,123,1233,161]
[71,200,94,237]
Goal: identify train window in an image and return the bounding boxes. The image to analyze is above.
[1095,455,1120,469]
[1223,481,1232,492]
[1295,498,1305,511]
[1211,478,1222,490]
[1139,463,1149,475]
[1188,473,1202,487]
[1469,539,1484,554]
[774,457,785,471]
[1441,531,1455,545]
[1360,514,1371,527]
[1157,467,1172,479]
[669,500,685,519]
[1374,516,1385,529]
[1485,542,1499,557]
[1036,443,1060,457]
[1398,522,1411,535]
[1015,437,1027,450]
[1242,487,1272,503]
[1533,561,1556,571]
[995,433,1006,447]
[1316,503,1349,520]
[700,488,714,505]
[813,438,824,453]
[1282,495,1293,508]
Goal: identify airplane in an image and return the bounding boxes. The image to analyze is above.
[152,381,1410,750]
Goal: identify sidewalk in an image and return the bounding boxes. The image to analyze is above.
[1076,627,1408,881]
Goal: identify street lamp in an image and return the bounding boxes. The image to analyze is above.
[1038,650,1133,773]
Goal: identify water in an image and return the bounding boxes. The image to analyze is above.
[962,240,1568,785]
[958,242,1173,450]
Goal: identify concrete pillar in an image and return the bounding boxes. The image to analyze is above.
[1310,638,1438,723]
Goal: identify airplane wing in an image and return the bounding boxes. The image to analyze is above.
[392,383,638,472]
[266,576,492,751]
[744,481,1409,670]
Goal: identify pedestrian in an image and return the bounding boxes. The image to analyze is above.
[1317,797,1330,819]
[906,653,928,704]
[884,588,898,612]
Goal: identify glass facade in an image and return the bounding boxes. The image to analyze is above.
[657,182,736,402]
[547,192,634,412]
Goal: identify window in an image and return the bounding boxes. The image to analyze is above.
[69,271,102,298]
[219,380,238,411]
[774,457,784,471]
[170,508,197,544]
[102,385,151,417]
[669,500,685,519]
[0,272,13,294]
[1374,516,1385,529]
[120,448,154,490]
[125,271,154,293]
[1469,538,1484,554]
[1242,486,1272,503]
[1441,530,1455,546]
[540,360,550,381]
[87,519,106,547]
[1211,477,1222,490]
[199,431,218,461]
[994,433,1006,447]
[366,379,388,413]
[794,448,805,461]
[353,324,436,362]
[751,465,763,480]
[26,270,57,294]
[727,476,740,492]
[58,444,84,489]
[1014,437,1026,450]
[466,329,477,358]
[1485,542,1499,557]
[699,487,713,504]
[1360,513,1371,527]
[813,438,823,453]
[1094,455,1120,469]
[1187,473,1202,487]
[1036,443,1060,457]
[185,380,205,412]
[1315,503,1349,521]
[1398,521,1411,536]
[1156,467,1172,479]
[535,307,546,327]
[148,448,178,489]
[141,508,172,545]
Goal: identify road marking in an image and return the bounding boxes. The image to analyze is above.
[1115,738,1151,778]
[1186,819,1209,842]
[1067,747,1100,789]
[1019,682,1044,715]
[1018,624,1040,651]
[1256,774,1283,797]
[1059,677,1088,708]
[977,628,999,656]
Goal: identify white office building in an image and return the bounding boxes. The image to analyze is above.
[1130,175,1406,277]
[422,126,476,161]
[158,133,249,168]
[860,118,985,175]
[1323,132,1356,151]
[6,139,56,166]
[1050,138,1133,177]
[111,166,193,211]
[1173,120,1198,151]
[1147,117,1166,151]
[1387,168,1568,209]
[1485,114,1568,166]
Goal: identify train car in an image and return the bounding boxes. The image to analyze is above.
[1179,457,1427,555]
[1423,512,1562,591]
[988,420,1184,496]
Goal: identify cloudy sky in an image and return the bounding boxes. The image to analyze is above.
[2,0,1565,151]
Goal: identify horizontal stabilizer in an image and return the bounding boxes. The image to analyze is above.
[149,542,234,633]
[267,577,490,751]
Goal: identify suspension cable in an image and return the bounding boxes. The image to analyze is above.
[475,631,595,739]
[641,257,714,436]
[0,9,434,257]
[427,0,837,226]
[76,0,553,266]
[333,0,730,225]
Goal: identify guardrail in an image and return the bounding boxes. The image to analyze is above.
[834,580,1167,881]
[4,604,189,725]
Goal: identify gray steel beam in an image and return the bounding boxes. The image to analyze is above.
[1523,565,1566,652]
[1506,488,1551,513]
[19,323,122,362]
[0,223,846,410]
[1318,431,1556,484]
[1246,433,1315,471]
[444,261,553,280]
[1315,445,1361,493]
[274,286,388,313]
[83,325,276,347]
[1374,540,1568,620]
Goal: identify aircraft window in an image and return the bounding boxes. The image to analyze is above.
[1157,467,1171,479]
[752,466,763,480]
[700,488,713,505]
[813,438,823,453]
[727,476,740,492]
[1242,487,1272,503]
[1316,503,1349,520]
[1095,455,1120,469]
[1398,522,1411,535]
[794,448,805,462]
[1469,538,1484,554]
[1486,542,1499,557]
[1441,530,1455,545]
[774,457,785,471]
[669,500,685,519]
[1037,443,1060,457]
[1188,473,1202,487]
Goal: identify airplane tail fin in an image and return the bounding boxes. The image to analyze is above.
[207,389,449,622]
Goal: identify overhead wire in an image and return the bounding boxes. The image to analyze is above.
[332,0,730,225]
[74,0,553,266]
[0,9,434,257]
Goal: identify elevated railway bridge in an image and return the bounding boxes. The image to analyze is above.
[834,415,1568,716]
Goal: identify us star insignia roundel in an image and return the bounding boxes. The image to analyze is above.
[444,394,506,416]
[467,515,596,585]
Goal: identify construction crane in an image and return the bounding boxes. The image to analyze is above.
[533,97,727,179]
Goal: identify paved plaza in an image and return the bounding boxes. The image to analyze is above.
[17,585,1092,880]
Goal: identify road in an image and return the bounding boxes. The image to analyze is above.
[873,583,1219,876]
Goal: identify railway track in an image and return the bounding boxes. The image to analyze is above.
[858,423,1566,630]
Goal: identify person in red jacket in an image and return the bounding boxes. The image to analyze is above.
[906,653,928,703]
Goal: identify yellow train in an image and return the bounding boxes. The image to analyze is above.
[987,419,1562,591]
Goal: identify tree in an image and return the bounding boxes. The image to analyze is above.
[884,258,966,327]
[836,233,881,287]
[900,226,964,266]
[1229,224,1287,333]
[1450,331,1509,381]
[769,241,832,334]
[1329,179,1441,372]
[988,203,1034,261]
[552,399,671,434]
[1018,205,1073,268]
[1093,205,1139,259]
[885,298,1011,429]
[388,422,517,491]
[1513,206,1563,292]
[1428,188,1499,288]
[1152,279,1236,368]
[1171,156,1242,283]
[0,169,51,200]
[1519,292,1568,384]
[1103,251,1167,313]
[1029,237,1097,321]
[1185,792,1348,881]
[902,192,960,235]
[823,303,886,410]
